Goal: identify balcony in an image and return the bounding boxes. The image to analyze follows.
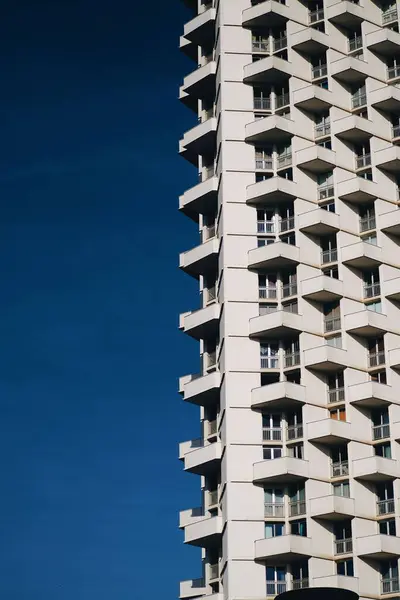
[179,303,220,340]
[364,282,380,299]
[248,242,300,270]
[344,310,387,337]
[179,175,218,222]
[181,61,217,106]
[375,146,400,172]
[331,56,370,83]
[327,1,363,25]
[370,85,400,113]
[264,501,285,518]
[304,345,347,371]
[291,28,329,54]
[386,277,400,301]
[353,455,397,481]
[263,426,283,442]
[307,418,351,444]
[255,535,312,561]
[180,510,222,547]
[337,177,380,204]
[381,209,400,236]
[366,28,400,55]
[242,0,291,28]
[382,5,398,25]
[250,310,303,339]
[301,275,343,302]
[259,285,278,300]
[251,381,306,410]
[377,498,395,516]
[341,241,382,269]
[332,460,349,478]
[273,36,288,53]
[334,115,376,142]
[253,457,309,484]
[180,118,217,166]
[348,381,395,408]
[382,578,400,595]
[244,55,292,84]
[298,209,340,235]
[252,40,270,55]
[183,7,216,46]
[356,534,400,559]
[348,35,363,54]
[309,495,355,520]
[389,348,400,369]
[179,578,207,599]
[245,114,296,144]
[179,439,222,475]
[321,248,338,265]
[334,538,353,555]
[296,146,336,172]
[293,85,333,112]
[352,92,367,110]
[284,351,300,369]
[180,237,219,278]
[247,177,298,205]
[179,370,221,406]
[313,575,359,594]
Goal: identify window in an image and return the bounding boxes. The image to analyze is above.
[375,442,392,458]
[370,370,387,384]
[289,483,306,515]
[281,232,296,245]
[381,560,399,594]
[264,488,284,517]
[327,334,342,348]
[255,147,273,170]
[321,234,337,263]
[330,407,346,421]
[368,337,385,367]
[257,209,275,234]
[258,237,275,247]
[328,372,345,403]
[260,343,279,369]
[363,233,377,246]
[254,87,272,111]
[260,304,278,315]
[282,300,298,314]
[323,265,339,279]
[288,443,303,459]
[263,413,282,441]
[292,561,309,583]
[321,200,335,212]
[337,559,354,577]
[324,301,341,332]
[291,519,307,537]
[265,522,285,538]
[364,269,380,298]
[282,271,297,297]
[333,481,350,498]
[266,566,286,596]
[263,446,283,460]
[379,519,396,536]
[366,300,382,313]
[318,171,334,199]
[377,482,394,515]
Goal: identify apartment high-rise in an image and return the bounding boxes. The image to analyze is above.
[178,1,400,600]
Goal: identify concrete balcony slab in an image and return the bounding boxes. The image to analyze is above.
[344,309,389,337]
[180,237,219,279]
[296,145,336,172]
[179,439,222,475]
[251,381,306,410]
[180,303,220,340]
[248,242,300,270]
[304,345,347,371]
[179,176,218,222]
[341,241,382,269]
[298,208,340,235]
[348,381,396,408]
[253,457,309,484]
[301,275,343,302]
[179,371,221,407]
[353,456,398,481]
[246,177,298,205]
[356,534,400,559]
[293,85,334,112]
[244,55,292,84]
[249,310,303,339]
[307,418,352,444]
[337,177,380,204]
[309,495,355,520]
[255,535,312,561]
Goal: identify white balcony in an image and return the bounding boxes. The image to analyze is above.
[246,114,296,144]
[389,348,400,370]
[180,510,222,547]
[307,418,352,444]
[244,55,292,84]
[348,381,396,408]
[251,381,306,410]
[293,85,334,112]
[334,114,377,142]
[386,277,400,301]
[381,209,400,236]
[179,578,207,599]
[180,118,217,166]
[301,275,343,302]
[181,61,216,103]
[326,1,364,25]
[179,439,222,475]
[184,8,216,46]
[344,310,388,337]
[330,56,370,83]
[298,209,340,235]
[179,303,220,340]
[341,241,382,269]
[309,495,355,520]
[304,345,347,371]
[179,176,218,222]
[353,455,397,481]
[296,146,336,172]
[291,28,329,53]
[179,371,221,406]
[242,0,291,27]
[313,575,359,594]
[337,177,380,204]
[180,237,219,278]
[375,146,400,172]
[370,85,400,113]
[356,534,400,559]
[253,457,309,484]
[250,310,303,339]
[366,28,400,55]
[255,535,312,561]
[247,177,298,205]
[248,242,300,270]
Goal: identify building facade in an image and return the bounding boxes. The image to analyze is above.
[178,1,400,599]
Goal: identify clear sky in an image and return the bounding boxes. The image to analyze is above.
[0,1,202,598]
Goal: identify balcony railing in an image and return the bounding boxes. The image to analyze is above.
[282,282,297,297]
[209,489,218,506]
[334,538,353,555]
[348,36,363,53]
[289,500,306,516]
[204,223,216,240]
[364,282,381,298]
[280,216,295,232]
[284,352,300,368]
[293,579,309,590]
[321,248,338,264]
[381,578,399,594]
[328,387,345,403]
[309,7,324,23]
[276,92,290,108]
[258,220,275,234]
[209,563,219,580]
[265,502,285,517]
[318,184,334,200]
[356,154,371,169]
[252,40,270,53]
[259,286,278,300]
[315,122,331,138]
[388,65,400,80]
[369,351,385,368]
[263,427,283,441]
[277,154,292,169]
[287,424,303,441]
[377,498,395,516]
[273,36,288,52]
[267,581,287,597]
[352,93,367,109]
[372,423,390,440]
[331,460,349,478]
[360,215,376,232]
[261,356,280,369]
[324,316,341,333]
[382,7,398,24]
[393,124,400,139]
[256,157,273,170]
[312,64,328,79]
[254,97,272,110]
[205,285,217,304]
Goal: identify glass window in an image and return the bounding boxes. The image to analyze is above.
[291,519,307,537]
[337,559,354,577]
[265,522,285,538]
[333,481,350,498]
[366,301,382,313]
[379,519,396,536]
[330,407,346,421]
[375,442,392,458]
[263,446,282,460]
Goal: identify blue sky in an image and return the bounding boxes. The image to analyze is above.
[0,1,202,598]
